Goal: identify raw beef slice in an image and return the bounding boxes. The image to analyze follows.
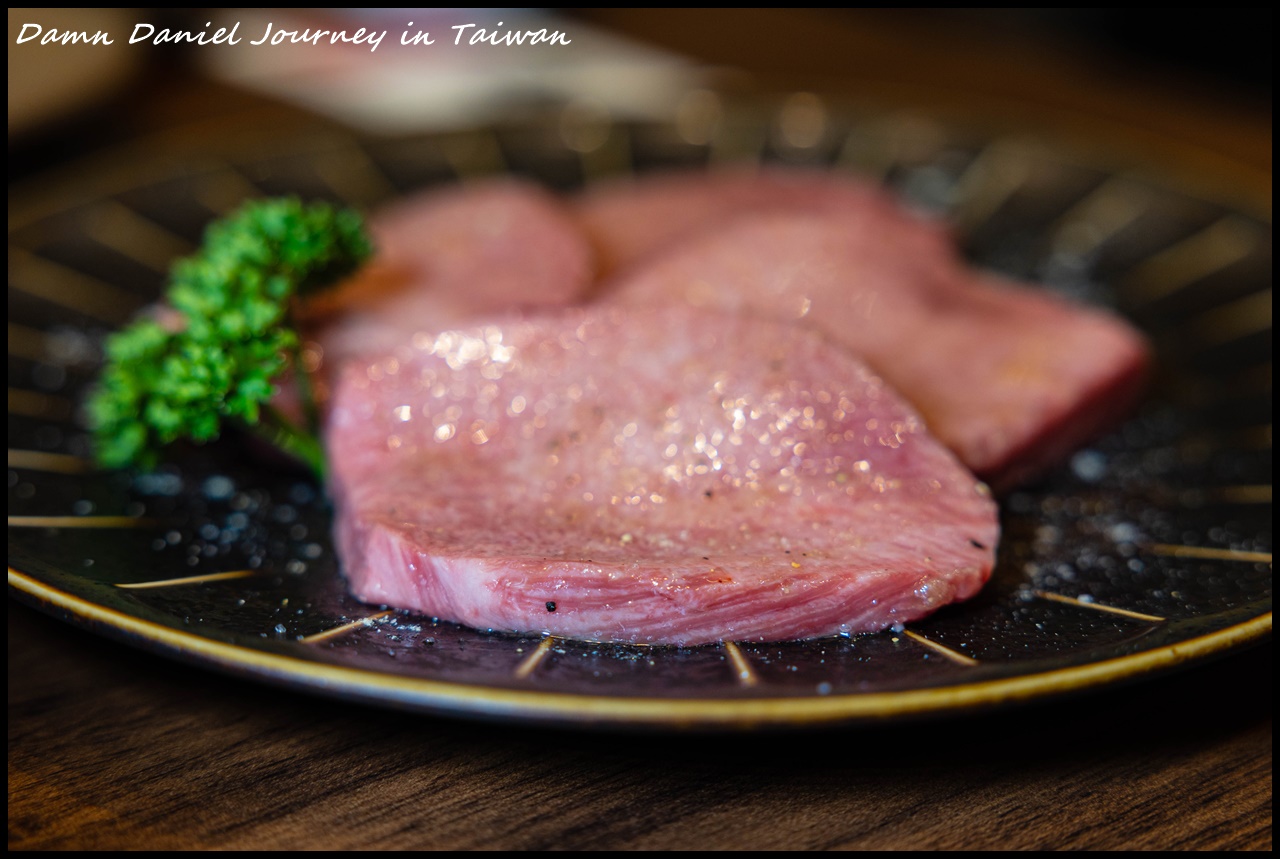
[326,306,998,645]
[604,212,1150,492]
[572,166,956,278]
[302,178,595,380]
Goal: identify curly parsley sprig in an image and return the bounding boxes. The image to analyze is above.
[88,198,372,478]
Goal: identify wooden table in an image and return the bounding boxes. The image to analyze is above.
[8,10,1271,850]
[8,600,1272,850]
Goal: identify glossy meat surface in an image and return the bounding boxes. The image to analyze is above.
[326,306,998,644]
[304,179,594,378]
[603,211,1150,491]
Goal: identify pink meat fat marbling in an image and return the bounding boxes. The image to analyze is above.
[602,210,1150,492]
[326,306,998,645]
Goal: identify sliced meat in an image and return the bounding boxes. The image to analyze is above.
[303,178,595,384]
[572,166,955,279]
[326,306,998,645]
[603,212,1150,492]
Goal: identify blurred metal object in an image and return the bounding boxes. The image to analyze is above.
[559,99,612,154]
[674,89,723,146]
[775,91,827,150]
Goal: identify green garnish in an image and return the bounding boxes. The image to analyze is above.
[88,197,373,479]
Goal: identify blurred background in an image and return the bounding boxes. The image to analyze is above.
[8,8,1273,180]
[8,9,1271,851]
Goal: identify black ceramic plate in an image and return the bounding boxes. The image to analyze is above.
[8,101,1272,729]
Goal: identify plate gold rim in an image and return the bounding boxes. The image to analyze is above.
[9,108,1271,729]
[10,566,1271,728]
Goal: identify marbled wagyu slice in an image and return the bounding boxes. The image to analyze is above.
[604,212,1150,492]
[326,306,998,645]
